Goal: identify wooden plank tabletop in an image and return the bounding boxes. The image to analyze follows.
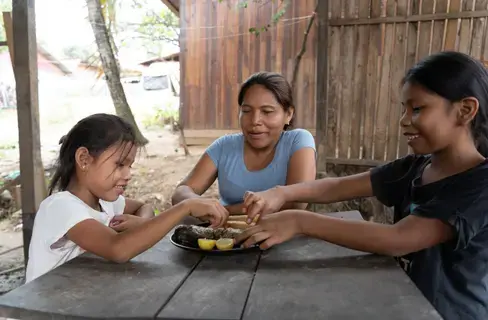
[0,211,443,320]
[0,233,203,320]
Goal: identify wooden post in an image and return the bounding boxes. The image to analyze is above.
[2,12,14,66]
[12,0,46,265]
[315,0,329,174]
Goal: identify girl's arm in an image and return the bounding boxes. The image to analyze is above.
[243,171,374,220]
[298,211,453,256]
[225,147,317,215]
[238,209,453,256]
[171,153,218,204]
[279,171,373,205]
[67,198,226,263]
[124,198,154,219]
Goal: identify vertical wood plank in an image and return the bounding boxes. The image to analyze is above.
[480,0,488,62]
[385,0,403,161]
[12,0,47,263]
[326,2,343,159]
[206,1,215,129]
[398,0,416,157]
[444,0,462,50]
[431,0,448,54]
[417,0,435,59]
[337,0,355,159]
[179,0,189,130]
[457,0,474,54]
[316,0,329,172]
[350,0,369,160]
[374,0,394,161]
[470,0,488,59]
[2,12,14,66]
[363,0,380,160]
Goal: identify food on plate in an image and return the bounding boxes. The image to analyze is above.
[173,224,243,248]
[229,215,260,223]
[216,238,234,251]
[225,221,253,230]
[198,239,216,250]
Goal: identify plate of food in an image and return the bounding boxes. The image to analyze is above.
[170,215,260,254]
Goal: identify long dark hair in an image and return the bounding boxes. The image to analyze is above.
[403,51,488,157]
[49,113,138,195]
[238,71,295,130]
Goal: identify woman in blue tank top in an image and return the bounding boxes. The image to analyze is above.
[171,71,317,217]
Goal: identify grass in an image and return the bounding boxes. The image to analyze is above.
[142,102,179,129]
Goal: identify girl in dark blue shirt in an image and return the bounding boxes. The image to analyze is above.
[236,51,488,320]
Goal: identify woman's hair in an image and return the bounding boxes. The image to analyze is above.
[403,51,488,157]
[237,71,295,130]
[49,113,138,195]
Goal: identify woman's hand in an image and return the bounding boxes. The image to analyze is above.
[109,214,148,232]
[243,187,287,223]
[185,198,229,228]
[234,210,302,249]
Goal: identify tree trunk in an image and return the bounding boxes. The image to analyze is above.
[290,3,318,92]
[86,0,148,145]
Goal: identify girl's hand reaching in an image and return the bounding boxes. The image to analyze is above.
[235,210,301,249]
[243,187,287,223]
[185,198,229,228]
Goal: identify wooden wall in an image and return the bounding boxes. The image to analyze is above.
[317,0,488,167]
[179,0,318,144]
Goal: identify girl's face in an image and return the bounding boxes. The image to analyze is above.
[80,142,137,202]
[239,84,293,150]
[400,82,468,155]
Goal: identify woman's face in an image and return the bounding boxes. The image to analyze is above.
[239,84,293,150]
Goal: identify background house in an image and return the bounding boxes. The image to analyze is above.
[163,0,488,169]
[0,45,71,109]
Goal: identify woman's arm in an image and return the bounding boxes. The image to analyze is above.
[171,153,218,205]
[124,198,154,219]
[282,147,317,210]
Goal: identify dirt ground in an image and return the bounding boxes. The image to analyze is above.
[0,128,220,295]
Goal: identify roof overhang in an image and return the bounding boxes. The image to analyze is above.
[160,0,179,17]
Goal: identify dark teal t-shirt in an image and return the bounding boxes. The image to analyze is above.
[371,154,488,320]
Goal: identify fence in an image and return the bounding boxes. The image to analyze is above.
[321,0,488,166]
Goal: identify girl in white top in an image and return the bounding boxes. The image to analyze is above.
[26,113,229,282]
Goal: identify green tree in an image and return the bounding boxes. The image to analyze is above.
[86,0,149,145]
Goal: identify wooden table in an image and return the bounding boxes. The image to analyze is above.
[0,211,442,320]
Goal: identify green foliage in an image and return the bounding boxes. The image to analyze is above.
[221,0,290,36]
[137,6,179,49]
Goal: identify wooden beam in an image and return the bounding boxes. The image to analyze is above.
[329,10,488,26]
[12,0,46,264]
[315,0,328,173]
[160,0,179,17]
[2,12,14,68]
